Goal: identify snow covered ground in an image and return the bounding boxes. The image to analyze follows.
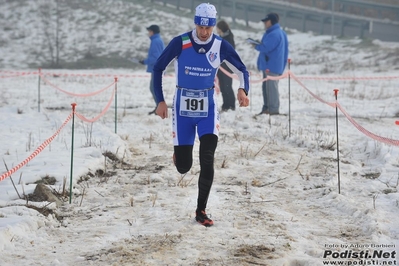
[1,1,399,265]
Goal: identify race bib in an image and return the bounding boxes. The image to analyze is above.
[179,89,209,117]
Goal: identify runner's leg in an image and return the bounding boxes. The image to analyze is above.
[197,134,218,211]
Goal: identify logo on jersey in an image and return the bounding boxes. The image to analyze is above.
[208,52,218,62]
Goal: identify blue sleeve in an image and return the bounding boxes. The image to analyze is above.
[153,36,182,104]
[283,32,289,70]
[255,32,280,55]
[144,39,164,66]
[220,40,250,94]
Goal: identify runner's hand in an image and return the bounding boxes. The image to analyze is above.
[156,101,168,119]
[237,89,249,107]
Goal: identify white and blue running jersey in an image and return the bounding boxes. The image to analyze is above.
[173,33,221,145]
[153,31,249,145]
[175,33,221,89]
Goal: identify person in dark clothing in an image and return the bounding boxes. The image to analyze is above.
[216,20,236,112]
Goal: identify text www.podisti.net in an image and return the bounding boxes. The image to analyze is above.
[322,248,397,265]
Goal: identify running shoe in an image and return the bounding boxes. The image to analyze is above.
[195,210,214,227]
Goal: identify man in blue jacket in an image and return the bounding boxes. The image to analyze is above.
[254,13,288,115]
[140,25,165,115]
[153,3,249,227]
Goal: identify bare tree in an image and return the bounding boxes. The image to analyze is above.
[39,0,66,68]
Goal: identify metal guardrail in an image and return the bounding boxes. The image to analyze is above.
[159,0,399,21]
[151,0,399,42]
[286,0,399,21]
[190,0,371,36]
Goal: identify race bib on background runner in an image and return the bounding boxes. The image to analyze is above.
[179,89,209,117]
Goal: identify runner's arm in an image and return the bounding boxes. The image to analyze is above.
[153,37,182,104]
[220,40,250,95]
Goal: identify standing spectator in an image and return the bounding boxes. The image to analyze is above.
[253,13,288,115]
[140,24,165,115]
[153,3,249,227]
[216,20,236,112]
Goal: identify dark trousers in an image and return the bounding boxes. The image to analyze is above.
[261,71,280,113]
[173,134,218,211]
[149,72,157,107]
[217,66,235,110]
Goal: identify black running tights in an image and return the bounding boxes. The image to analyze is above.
[174,134,218,212]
